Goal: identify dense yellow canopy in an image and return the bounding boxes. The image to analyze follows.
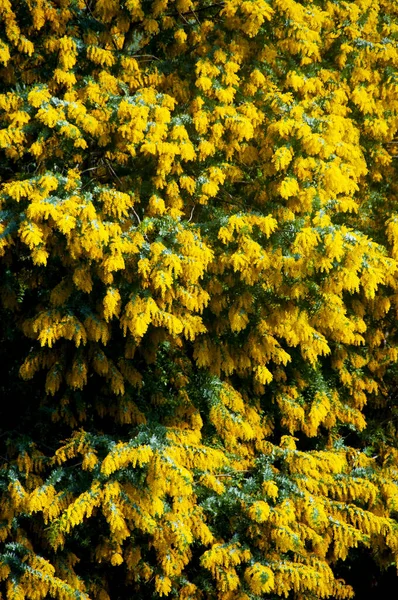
[0,1,398,599]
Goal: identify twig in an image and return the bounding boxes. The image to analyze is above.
[133,54,161,61]
[177,10,191,26]
[80,166,102,175]
[105,159,123,186]
[81,177,97,191]
[219,191,247,211]
[132,208,141,224]
[104,159,142,225]
[188,205,195,222]
[166,2,225,17]
[194,470,252,481]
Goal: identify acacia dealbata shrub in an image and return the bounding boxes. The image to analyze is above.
[1,1,398,599]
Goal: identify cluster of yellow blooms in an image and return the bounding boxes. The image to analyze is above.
[1,0,398,599]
